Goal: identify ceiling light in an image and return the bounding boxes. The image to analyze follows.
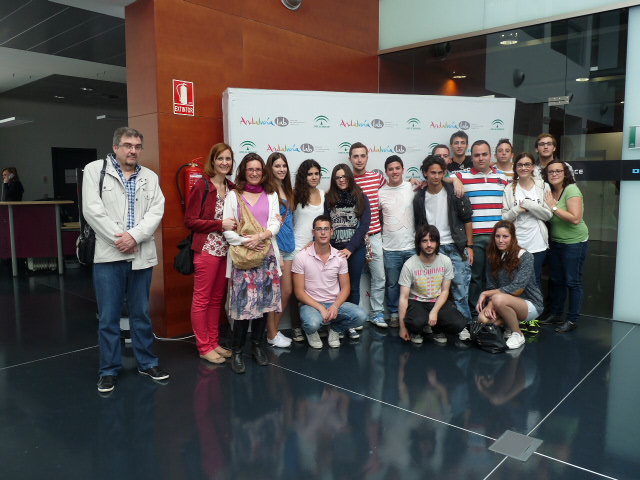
[452,73,466,79]
[281,0,302,10]
[0,116,34,127]
[80,87,94,91]
[96,114,128,122]
[576,77,589,82]
[499,32,518,45]
[620,101,625,104]
[54,95,65,99]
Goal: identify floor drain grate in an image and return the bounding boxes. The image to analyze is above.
[489,430,543,461]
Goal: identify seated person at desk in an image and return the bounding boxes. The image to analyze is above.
[1,167,24,201]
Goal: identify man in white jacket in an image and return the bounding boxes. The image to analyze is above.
[83,127,168,394]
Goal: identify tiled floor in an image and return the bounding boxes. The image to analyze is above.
[1,264,639,480]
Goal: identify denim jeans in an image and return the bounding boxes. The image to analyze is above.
[469,234,491,316]
[364,233,386,316]
[439,243,472,321]
[383,249,415,314]
[548,241,588,323]
[93,261,158,376]
[532,249,547,293]
[300,302,367,334]
[347,244,366,306]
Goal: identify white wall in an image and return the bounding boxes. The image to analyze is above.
[0,99,126,200]
[379,0,640,50]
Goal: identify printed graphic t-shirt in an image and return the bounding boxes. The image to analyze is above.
[398,253,454,303]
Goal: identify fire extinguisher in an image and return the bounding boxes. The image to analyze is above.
[176,157,204,208]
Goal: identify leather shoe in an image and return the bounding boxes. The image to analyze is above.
[231,352,246,374]
[252,344,269,366]
[540,315,564,325]
[555,321,577,333]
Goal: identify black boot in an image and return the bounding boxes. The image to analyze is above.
[231,320,249,374]
[251,315,269,366]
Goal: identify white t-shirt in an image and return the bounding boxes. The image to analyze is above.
[513,184,547,253]
[378,182,415,251]
[293,189,325,254]
[424,188,453,245]
[398,253,454,303]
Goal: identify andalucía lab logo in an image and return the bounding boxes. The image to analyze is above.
[314,115,330,128]
[238,140,257,154]
[240,116,277,126]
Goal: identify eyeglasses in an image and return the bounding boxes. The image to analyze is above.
[246,168,262,174]
[314,227,331,232]
[119,143,143,151]
[334,175,347,181]
[516,163,533,169]
[547,169,564,175]
[537,142,554,147]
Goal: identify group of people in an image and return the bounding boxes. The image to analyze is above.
[185,131,589,376]
[84,126,589,393]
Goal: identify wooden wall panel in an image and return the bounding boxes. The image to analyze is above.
[127,0,378,336]
[187,0,378,54]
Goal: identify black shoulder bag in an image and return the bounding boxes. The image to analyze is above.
[77,159,107,265]
[469,321,507,354]
[174,178,210,275]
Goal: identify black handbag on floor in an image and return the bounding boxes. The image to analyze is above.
[174,178,209,275]
[469,321,507,354]
[77,159,107,265]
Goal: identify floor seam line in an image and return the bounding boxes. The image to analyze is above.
[527,324,636,437]
[270,362,496,441]
[0,345,99,371]
[533,452,619,480]
[37,280,98,304]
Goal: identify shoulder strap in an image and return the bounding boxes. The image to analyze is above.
[98,158,107,198]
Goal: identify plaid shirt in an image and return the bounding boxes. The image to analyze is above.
[108,153,140,230]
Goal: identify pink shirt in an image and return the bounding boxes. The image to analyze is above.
[292,245,348,304]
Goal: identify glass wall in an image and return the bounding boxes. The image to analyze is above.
[380,9,628,318]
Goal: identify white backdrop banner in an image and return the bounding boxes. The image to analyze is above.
[223,88,515,186]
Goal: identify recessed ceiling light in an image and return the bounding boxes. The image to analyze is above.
[80,87,94,91]
[620,101,625,104]
[54,95,65,99]
[452,72,467,79]
[576,77,589,82]
[499,32,518,46]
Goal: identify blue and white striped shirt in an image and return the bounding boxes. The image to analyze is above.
[109,153,140,230]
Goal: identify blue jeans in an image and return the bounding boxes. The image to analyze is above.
[439,243,472,321]
[383,249,415,314]
[549,241,588,323]
[346,243,366,306]
[364,233,386,316]
[93,261,158,376]
[532,249,547,293]
[469,234,491,316]
[300,302,367,334]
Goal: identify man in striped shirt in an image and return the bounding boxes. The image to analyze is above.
[453,140,508,316]
[349,142,388,328]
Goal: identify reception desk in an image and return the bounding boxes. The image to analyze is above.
[0,200,75,277]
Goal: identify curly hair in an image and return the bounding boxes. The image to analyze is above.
[293,159,322,208]
[325,163,366,218]
[487,220,522,281]
[543,158,575,191]
[264,152,294,209]
[233,153,275,194]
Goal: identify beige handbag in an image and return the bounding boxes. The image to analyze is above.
[230,194,272,269]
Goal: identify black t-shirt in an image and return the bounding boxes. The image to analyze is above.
[447,156,472,172]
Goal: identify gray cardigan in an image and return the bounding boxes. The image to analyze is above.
[486,249,543,313]
[501,179,553,248]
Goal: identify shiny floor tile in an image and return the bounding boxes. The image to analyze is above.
[1,266,639,479]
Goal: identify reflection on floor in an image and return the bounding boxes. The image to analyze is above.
[1,264,638,480]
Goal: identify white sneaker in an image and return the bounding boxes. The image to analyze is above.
[410,333,423,344]
[347,328,360,339]
[306,331,323,349]
[354,325,364,331]
[432,332,447,345]
[328,329,341,348]
[268,332,292,348]
[506,331,525,350]
[458,327,471,341]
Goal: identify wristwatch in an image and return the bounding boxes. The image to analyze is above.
[552,206,558,212]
